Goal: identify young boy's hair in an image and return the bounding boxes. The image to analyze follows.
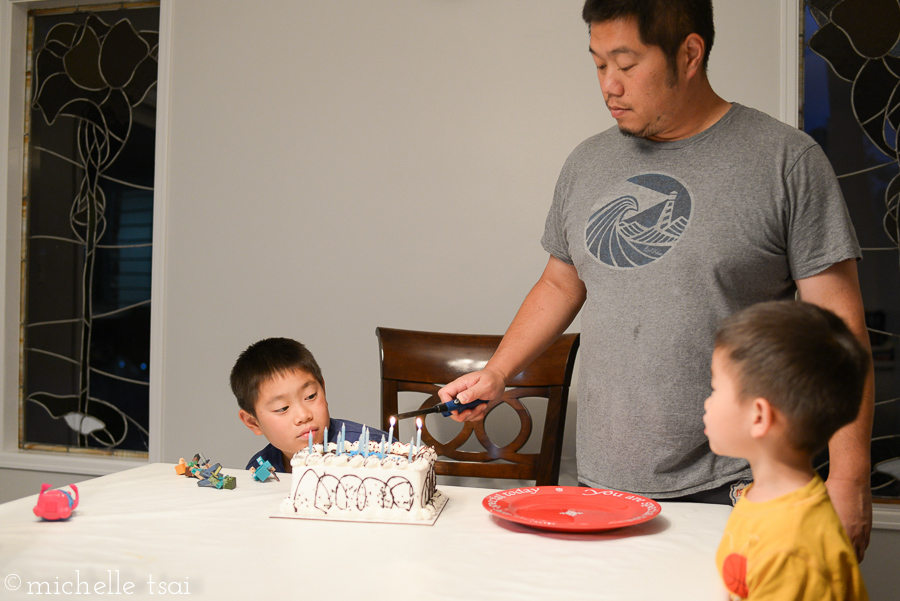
[230,337,325,416]
[714,300,870,455]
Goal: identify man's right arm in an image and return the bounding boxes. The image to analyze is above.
[438,255,586,422]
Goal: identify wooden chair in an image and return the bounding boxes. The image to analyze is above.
[376,327,579,486]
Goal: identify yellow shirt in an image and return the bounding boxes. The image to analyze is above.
[715,474,868,600]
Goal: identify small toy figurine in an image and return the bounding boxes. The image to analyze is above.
[177,453,211,479]
[175,453,236,489]
[33,483,79,521]
[250,456,280,482]
[197,463,236,489]
[187,453,210,474]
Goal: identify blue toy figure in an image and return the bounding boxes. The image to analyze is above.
[251,456,279,482]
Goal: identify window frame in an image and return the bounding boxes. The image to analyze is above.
[0,0,170,475]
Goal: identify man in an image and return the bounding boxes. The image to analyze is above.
[438,0,873,560]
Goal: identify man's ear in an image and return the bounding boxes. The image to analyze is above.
[680,33,705,79]
[749,397,775,439]
[238,409,263,436]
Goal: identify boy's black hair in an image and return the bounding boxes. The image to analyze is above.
[230,337,324,416]
[715,300,870,455]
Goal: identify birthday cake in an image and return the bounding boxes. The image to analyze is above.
[279,439,441,522]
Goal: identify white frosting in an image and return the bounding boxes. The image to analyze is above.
[281,441,439,521]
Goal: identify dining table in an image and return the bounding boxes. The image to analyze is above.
[0,463,732,600]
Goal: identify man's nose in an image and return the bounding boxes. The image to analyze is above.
[600,71,624,98]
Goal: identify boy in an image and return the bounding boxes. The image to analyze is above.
[231,337,388,473]
[705,300,869,600]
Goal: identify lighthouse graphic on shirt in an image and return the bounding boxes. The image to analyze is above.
[585,173,692,269]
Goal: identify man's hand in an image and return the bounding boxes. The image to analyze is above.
[825,476,872,562]
[437,369,505,422]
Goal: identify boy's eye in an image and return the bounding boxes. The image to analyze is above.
[305,392,318,402]
[274,406,289,414]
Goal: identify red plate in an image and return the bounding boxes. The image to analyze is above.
[482,486,661,532]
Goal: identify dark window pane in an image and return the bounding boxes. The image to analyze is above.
[803,1,900,499]
[22,4,159,457]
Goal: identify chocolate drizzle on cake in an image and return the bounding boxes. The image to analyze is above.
[293,472,416,514]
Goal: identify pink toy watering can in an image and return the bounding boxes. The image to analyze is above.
[33,483,79,521]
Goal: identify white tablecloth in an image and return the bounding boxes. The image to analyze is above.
[0,463,731,600]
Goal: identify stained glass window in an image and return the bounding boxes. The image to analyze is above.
[803,0,900,499]
[20,3,160,457]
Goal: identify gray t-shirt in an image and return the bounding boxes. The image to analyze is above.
[542,103,860,497]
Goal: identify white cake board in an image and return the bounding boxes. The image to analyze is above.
[270,489,448,526]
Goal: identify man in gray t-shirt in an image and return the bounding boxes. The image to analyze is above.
[438,0,874,560]
[541,102,859,499]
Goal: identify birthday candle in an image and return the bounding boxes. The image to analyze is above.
[415,417,423,452]
[361,427,369,458]
[337,430,343,456]
[379,435,385,459]
[308,429,313,452]
[408,436,415,462]
[324,426,329,453]
[388,416,395,447]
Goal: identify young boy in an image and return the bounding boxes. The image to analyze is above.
[231,337,388,473]
[705,300,870,600]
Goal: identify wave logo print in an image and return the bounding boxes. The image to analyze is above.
[585,173,691,268]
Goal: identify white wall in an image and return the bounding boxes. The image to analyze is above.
[158,0,597,467]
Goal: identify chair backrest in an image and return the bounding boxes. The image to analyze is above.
[376,327,579,486]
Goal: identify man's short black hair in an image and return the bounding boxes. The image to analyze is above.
[582,0,715,74]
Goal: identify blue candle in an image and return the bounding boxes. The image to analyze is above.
[360,427,368,458]
[337,430,343,456]
[408,436,415,462]
[365,427,370,457]
[388,416,395,447]
[308,429,313,452]
[379,435,385,459]
[415,417,423,452]
[324,426,329,453]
